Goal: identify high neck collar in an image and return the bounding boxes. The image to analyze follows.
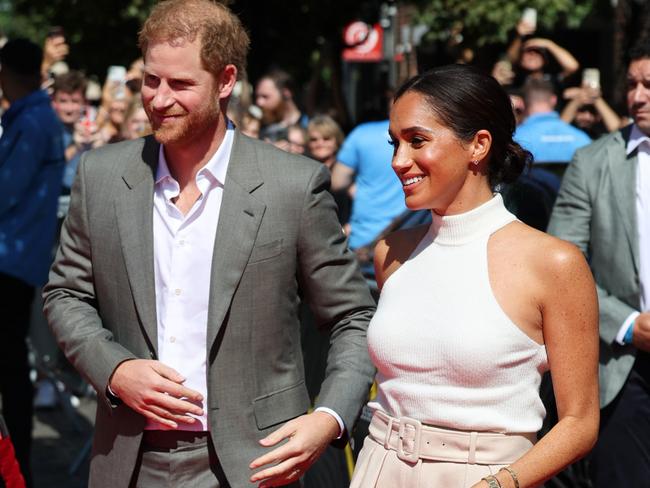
[430,194,515,245]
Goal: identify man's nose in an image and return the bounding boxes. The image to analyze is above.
[151,84,174,110]
[633,83,649,103]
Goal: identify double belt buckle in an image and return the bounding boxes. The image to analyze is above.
[396,416,422,464]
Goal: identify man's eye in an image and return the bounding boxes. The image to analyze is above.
[170,80,191,89]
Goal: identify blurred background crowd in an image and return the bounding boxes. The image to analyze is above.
[0,0,649,487]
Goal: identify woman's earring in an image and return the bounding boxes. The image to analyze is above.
[472,160,480,166]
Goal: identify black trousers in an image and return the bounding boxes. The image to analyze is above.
[0,272,34,487]
[589,352,650,487]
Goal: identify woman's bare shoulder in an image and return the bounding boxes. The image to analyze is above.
[496,220,590,279]
[374,224,430,289]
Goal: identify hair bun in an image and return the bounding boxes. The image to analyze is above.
[490,141,532,187]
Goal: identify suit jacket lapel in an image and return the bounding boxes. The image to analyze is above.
[115,136,159,355]
[608,125,640,275]
[207,132,265,350]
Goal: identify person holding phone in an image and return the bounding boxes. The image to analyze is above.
[506,9,580,93]
[41,26,69,84]
[560,69,624,138]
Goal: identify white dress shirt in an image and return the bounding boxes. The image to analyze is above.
[145,125,344,435]
[146,127,234,430]
[616,125,650,344]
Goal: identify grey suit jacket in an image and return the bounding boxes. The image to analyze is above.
[43,132,376,487]
[547,124,640,408]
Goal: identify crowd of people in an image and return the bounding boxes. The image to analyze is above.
[0,1,648,487]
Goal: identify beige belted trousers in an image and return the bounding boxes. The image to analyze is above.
[350,410,535,488]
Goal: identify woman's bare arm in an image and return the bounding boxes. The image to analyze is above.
[474,237,599,488]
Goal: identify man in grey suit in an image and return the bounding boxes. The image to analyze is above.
[547,41,650,486]
[43,1,375,487]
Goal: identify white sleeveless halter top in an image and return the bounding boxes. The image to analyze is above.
[367,194,549,434]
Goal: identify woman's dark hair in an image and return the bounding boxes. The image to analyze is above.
[394,64,532,188]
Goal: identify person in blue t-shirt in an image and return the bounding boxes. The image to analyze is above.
[332,120,407,250]
[514,78,591,163]
[0,38,65,486]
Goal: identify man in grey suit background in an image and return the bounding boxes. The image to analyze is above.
[43,1,375,487]
[547,40,650,486]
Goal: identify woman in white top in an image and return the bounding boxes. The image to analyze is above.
[350,65,599,488]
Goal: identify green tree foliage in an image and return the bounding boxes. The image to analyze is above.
[412,0,595,46]
[0,0,364,83]
[2,0,157,78]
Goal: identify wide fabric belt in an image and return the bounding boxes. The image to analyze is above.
[369,410,535,465]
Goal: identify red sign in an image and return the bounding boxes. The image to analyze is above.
[342,22,383,62]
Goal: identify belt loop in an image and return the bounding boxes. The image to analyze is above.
[383,417,394,450]
[468,431,478,464]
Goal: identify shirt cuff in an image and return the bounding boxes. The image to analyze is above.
[615,311,640,345]
[106,384,119,398]
[314,407,345,439]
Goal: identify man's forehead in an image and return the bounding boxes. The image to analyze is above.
[628,58,650,78]
[54,90,84,99]
[256,78,279,93]
[144,37,197,60]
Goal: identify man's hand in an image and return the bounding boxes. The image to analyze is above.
[109,359,203,429]
[632,313,650,352]
[249,411,340,487]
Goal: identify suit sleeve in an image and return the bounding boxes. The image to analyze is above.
[296,164,376,432]
[42,154,137,409]
[548,149,638,345]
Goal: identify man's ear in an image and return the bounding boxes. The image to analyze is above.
[217,64,238,100]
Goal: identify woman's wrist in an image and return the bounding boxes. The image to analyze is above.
[496,466,519,488]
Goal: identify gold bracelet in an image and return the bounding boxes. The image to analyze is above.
[482,475,502,488]
[499,466,520,488]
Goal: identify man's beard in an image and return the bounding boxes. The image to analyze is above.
[147,99,221,146]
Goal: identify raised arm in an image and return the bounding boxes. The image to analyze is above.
[506,20,536,64]
[562,86,624,133]
[524,38,579,78]
[593,95,624,132]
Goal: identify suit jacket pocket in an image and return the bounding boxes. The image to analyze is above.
[253,380,310,430]
[248,239,283,264]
